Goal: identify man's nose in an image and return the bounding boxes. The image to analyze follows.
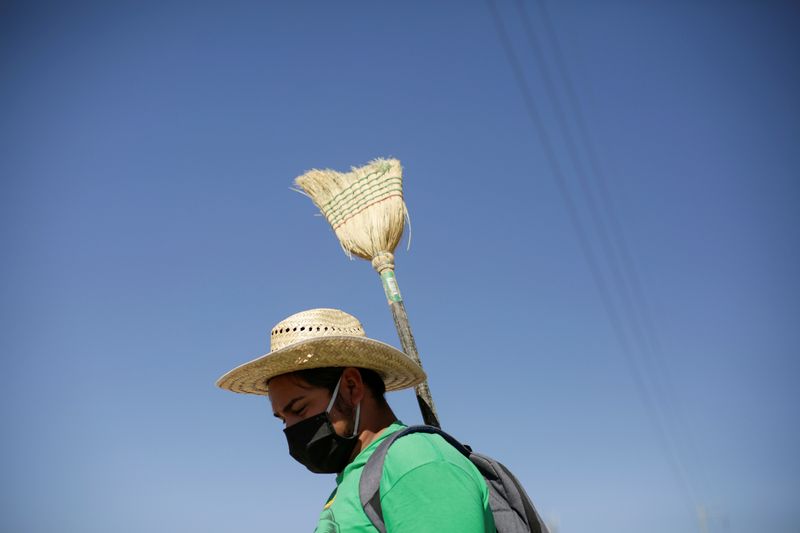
[284,415,302,428]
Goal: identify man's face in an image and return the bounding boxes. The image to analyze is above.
[268,373,354,435]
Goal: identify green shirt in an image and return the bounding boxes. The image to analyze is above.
[314,421,496,533]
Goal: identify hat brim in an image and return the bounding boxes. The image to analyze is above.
[216,336,426,395]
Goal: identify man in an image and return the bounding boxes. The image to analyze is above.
[217,308,496,532]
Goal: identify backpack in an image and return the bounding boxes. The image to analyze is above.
[358,425,549,533]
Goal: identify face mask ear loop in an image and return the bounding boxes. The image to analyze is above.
[351,402,361,438]
[325,376,343,413]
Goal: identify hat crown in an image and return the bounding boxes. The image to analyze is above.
[269,308,365,352]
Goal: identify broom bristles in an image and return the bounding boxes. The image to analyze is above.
[295,158,407,260]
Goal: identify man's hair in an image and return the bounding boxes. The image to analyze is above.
[288,367,388,407]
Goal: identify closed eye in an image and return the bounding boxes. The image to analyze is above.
[273,395,307,423]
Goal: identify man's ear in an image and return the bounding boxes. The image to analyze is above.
[341,367,365,406]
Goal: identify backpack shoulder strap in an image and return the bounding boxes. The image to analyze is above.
[359,425,469,533]
[498,461,548,533]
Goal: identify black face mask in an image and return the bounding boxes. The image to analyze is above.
[283,376,361,474]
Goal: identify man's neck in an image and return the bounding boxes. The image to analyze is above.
[351,406,398,460]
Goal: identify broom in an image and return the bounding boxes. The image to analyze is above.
[294,158,440,428]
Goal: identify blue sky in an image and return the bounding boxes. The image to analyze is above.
[1,1,798,532]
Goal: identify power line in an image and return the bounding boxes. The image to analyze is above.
[532,0,712,496]
[512,0,703,503]
[528,0,715,512]
[484,0,703,522]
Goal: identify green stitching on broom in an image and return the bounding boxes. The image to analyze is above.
[322,178,402,224]
[320,164,391,211]
[325,182,403,226]
[330,189,404,229]
[323,177,402,220]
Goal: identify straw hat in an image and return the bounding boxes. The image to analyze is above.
[216,308,426,395]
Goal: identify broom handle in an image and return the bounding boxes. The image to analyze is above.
[389,300,440,428]
[372,253,441,428]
